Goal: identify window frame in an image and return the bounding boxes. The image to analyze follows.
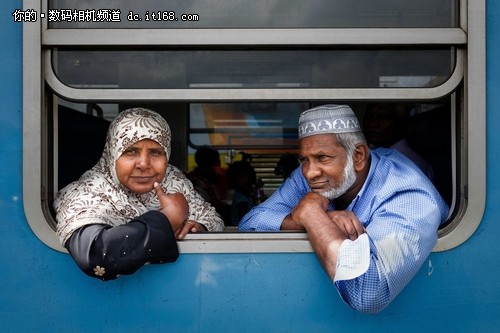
[23,0,485,253]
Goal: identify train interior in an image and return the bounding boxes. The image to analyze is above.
[54,99,455,228]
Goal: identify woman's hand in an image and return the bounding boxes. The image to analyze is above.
[153,182,207,239]
[154,182,189,232]
[174,220,207,240]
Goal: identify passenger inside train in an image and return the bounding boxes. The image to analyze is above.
[362,102,435,182]
[226,155,258,226]
[239,104,449,313]
[53,108,224,280]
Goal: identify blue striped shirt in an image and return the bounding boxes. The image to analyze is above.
[239,148,449,313]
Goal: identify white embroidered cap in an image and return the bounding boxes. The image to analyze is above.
[298,104,362,139]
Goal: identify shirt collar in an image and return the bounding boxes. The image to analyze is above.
[344,150,379,211]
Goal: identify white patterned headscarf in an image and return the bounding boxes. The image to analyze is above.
[54,108,224,245]
[99,108,171,188]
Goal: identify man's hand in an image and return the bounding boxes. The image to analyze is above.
[290,192,330,228]
[327,210,365,240]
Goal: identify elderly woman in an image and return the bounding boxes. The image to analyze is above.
[54,108,224,280]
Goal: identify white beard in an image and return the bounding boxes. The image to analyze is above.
[320,153,356,200]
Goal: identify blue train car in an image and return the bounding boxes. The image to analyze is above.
[1,0,499,332]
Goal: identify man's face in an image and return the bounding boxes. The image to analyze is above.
[298,134,356,200]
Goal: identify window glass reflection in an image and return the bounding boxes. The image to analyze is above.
[189,103,306,148]
[54,49,454,89]
[49,0,457,28]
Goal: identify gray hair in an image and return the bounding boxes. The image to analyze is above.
[332,131,368,156]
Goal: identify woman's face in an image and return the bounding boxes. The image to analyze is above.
[115,139,168,194]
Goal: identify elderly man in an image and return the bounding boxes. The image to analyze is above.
[239,104,449,314]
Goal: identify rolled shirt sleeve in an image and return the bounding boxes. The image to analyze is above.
[331,151,447,313]
[238,149,448,313]
[333,234,390,314]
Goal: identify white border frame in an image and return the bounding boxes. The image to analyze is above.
[23,0,485,253]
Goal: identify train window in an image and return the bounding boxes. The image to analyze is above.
[53,49,454,89]
[23,0,484,254]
